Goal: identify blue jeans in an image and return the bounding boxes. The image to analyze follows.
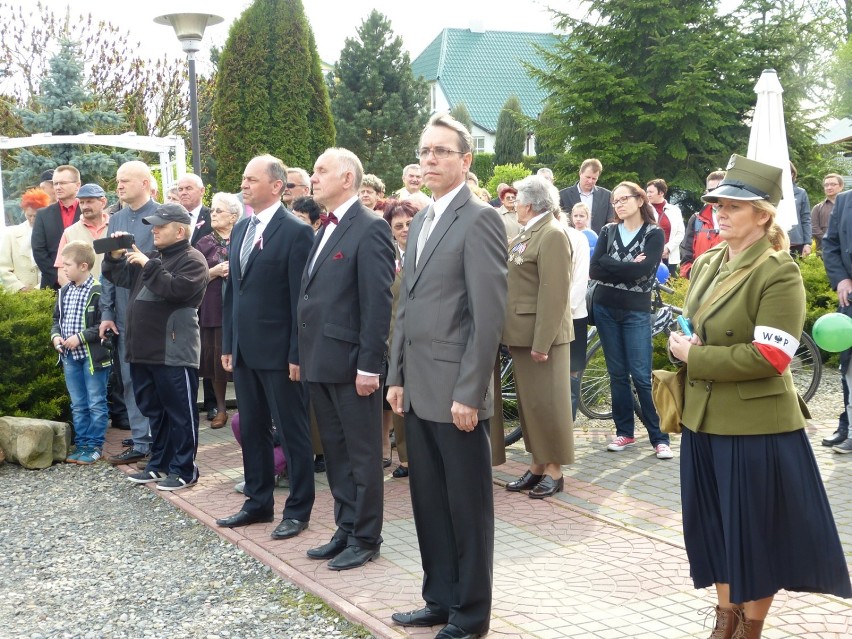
[593,304,669,446]
[63,358,110,449]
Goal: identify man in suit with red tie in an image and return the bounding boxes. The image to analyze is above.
[217,154,316,540]
[387,114,508,639]
[31,164,81,289]
[296,148,394,571]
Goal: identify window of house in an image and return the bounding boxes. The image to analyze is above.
[472,136,485,153]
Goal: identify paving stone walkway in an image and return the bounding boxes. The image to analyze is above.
[104,411,852,639]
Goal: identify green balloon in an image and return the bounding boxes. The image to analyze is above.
[812,313,852,352]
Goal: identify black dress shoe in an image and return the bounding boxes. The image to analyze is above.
[823,429,849,447]
[206,407,218,421]
[327,545,379,570]
[307,536,347,560]
[435,623,481,639]
[313,454,326,473]
[391,607,449,627]
[270,518,309,540]
[392,465,409,478]
[216,510,274,528]
[506,470,544,492]
[529,475,564,499]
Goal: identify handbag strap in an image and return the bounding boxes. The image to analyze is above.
[691,247,773,327]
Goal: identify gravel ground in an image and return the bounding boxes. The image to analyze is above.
[0,462,374,639]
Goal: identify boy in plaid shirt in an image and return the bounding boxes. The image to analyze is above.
[51,241,112,464]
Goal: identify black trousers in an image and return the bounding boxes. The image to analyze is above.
[233,364,314,521]
[130,363,199,482]
[405,411,494,635]
[309,382,383,550]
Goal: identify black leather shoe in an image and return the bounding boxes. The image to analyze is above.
[327,545,379,570]
[392,465,409,478]
[206,407,218,421]
[529,475,564,499]
[307,536,347,560]
[823,428,849,447]
[216,510,274,528]
[391,607,449,627]
[435,623,481,639]
[270,518,309,540]
[506,470,544,492]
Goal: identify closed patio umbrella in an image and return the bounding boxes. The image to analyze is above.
[747,68,796,231]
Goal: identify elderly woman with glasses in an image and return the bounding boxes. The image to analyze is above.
[196,192,242,429]
[588,182,672,459]
[502,175,574,498]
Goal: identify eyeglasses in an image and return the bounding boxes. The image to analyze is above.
[211,207,236,215]
[416,147,465,159]
[503,195,516,202]
[52,181,77,187]
[392,220,412,231]
[611,195,639,206]
[286,183,308,189]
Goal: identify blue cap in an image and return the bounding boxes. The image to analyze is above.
[78,183,106,198]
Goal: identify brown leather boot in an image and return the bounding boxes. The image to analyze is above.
[708,606,741,639]
[733,616,764,639]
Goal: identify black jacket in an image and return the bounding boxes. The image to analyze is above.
[102,239,209,368]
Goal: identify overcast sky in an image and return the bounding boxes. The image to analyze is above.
[28,0,557,68]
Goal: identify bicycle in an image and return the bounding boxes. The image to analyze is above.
[501,282,823,445]
[577,283,822,421]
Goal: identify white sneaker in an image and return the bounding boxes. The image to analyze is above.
[655,443,674,459]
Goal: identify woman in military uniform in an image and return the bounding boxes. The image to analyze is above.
[669,155,851,639]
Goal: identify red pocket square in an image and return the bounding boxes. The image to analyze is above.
[333,251,344,260]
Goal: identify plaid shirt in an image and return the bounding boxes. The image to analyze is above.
[60,275,95,361]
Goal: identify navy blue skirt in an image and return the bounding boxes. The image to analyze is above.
[681,427,852,603]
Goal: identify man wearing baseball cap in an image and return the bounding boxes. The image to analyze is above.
[54,183,110,285]
[101,203,210,491]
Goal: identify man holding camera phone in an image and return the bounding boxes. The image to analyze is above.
[99,161,158,466]
[101,203,209,490]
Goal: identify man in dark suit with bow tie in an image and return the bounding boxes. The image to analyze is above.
[217,154,316,539]
[297,147,394,571]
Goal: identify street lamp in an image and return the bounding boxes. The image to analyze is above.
[154,12,223,176]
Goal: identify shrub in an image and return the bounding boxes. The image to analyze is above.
[486,163,532,198]
[0,289,69,420]
[471,153,495,188]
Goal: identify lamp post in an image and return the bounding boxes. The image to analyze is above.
[154,12,223,176]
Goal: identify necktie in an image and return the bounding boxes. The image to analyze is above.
[240,215,260,271]
[415,206,435,267]
[320,212,338,227]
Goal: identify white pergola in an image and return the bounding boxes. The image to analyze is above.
[0,131,187,227]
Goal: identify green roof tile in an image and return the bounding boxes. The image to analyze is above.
[411,28,558,133]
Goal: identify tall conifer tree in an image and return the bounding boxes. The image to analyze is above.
[330,10,427,191]
[213,0,334,192]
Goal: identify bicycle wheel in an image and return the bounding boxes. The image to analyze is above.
[500,353,523,445]
[578,337,612,419]
[791,331,822,402]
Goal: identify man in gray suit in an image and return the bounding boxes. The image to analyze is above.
[387,113,508,639]
[558,157,615,233]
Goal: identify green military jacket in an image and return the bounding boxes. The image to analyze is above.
[682,236,809,435]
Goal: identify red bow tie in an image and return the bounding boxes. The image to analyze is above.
[320,212,338,227]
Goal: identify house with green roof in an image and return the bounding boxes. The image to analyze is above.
[411,26,558,155]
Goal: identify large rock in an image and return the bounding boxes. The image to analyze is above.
[0,416,72,469]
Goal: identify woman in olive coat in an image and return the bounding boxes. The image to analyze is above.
[502,175,574,498]
[669,155,851,639]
